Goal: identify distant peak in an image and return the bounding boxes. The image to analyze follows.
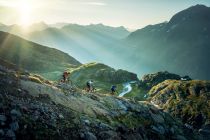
[191,4,208,8]
[88,23,127,30]
[185,4,210,12]
[94,23,104,26]
[168,4,210,25]
[62,24,84,29]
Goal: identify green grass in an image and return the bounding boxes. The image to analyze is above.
[112,113,153,128]
[67,62,138,94]
[0,31,81,81]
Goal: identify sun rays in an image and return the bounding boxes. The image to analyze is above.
[17,0,33,27]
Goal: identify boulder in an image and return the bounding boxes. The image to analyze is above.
[0,114,7,122]
[98,131,119,140]
[10,109,22,121]
[151,125,165,135]
[150,113,165,124]
[6,129,16,139]
[82,132,97,140]
[176,135,187,140]
[10,121,19,131]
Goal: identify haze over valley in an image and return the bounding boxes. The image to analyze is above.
[1,4,210,80]
[0,1,210,140]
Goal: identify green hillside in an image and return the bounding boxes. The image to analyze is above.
[149,80,210,129]
[0,31,81,80]
[124,71,185,101]
[68,62,138,93]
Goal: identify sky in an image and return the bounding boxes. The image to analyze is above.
[0,0,210,29]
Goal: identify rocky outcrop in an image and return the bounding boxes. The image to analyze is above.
[138,71,190,90]
[0,63,198,140]
[95,68,138,83]
[149,80,210,131]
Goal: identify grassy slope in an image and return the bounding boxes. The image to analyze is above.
[125,71,183,101]
[68,62,138,94]
[0,31,81,80]
[149,80,210,128]
[68,62,120,94]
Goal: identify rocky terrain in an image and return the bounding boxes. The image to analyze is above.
[122,71,210,139]
[138,71,191,91]
[0,60,202,140]
[123,71,189,101]
[149,80,210,138]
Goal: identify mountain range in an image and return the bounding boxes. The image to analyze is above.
[126,4,210,80]
[0,4,209,80]
[0,33,209,139]
[0,23,129,65]
[0,4,210,139]
[26,24,129,64]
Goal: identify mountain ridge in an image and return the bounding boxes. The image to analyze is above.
[0,31,81,80]
[125,4,210,80]
[0,5,210,80]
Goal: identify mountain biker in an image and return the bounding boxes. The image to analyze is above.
[62,71,70,83]
[86,80,94,92]
[111,85,117,94]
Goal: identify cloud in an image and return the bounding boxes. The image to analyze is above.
[80,2,107,6]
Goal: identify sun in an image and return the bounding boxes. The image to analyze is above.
[16,0,33,27]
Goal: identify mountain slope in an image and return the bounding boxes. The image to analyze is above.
[0,31,81,79]
[0,61,201,140]
[124,71,186,101]
[149,80,210,130]
[85,24,130,39]
[0,22,48,35]
[68,62,138,93]
[26,24,129,64]
[126,5,210,80]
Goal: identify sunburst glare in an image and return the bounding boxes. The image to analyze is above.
[15,0,34,29]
